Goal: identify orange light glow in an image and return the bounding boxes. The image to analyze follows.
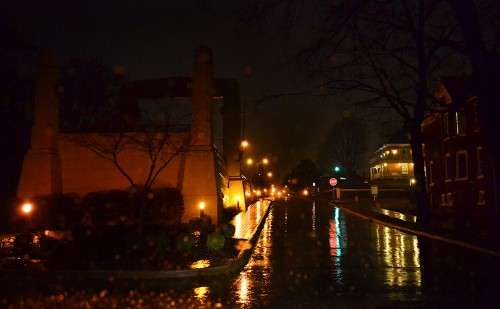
[21,203,32,214]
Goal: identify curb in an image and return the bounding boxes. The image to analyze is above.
[332,202,500,257]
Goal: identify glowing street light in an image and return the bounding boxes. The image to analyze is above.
[199,201,205,219]
[240,140,249,150]
[21,202,32,214]
[21,202,33,230]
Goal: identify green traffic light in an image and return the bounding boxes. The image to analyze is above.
[334,166,340,172]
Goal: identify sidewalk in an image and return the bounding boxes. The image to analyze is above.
[0,199,272,281]
[330,199,500,257]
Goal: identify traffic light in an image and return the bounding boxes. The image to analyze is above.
[334,166,340,173]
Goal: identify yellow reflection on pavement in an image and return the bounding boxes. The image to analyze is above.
[373,224,421,287]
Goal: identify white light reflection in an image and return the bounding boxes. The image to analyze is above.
[329,208,342,257]
[233,214,242,239]
[312,201,316,232]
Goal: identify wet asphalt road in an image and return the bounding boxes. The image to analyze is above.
[227,197,499,308]
[1,197,499,308]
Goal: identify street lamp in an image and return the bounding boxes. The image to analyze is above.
[21,202,33,230]
[240,140,249,150]
[199,201,205,219]
[22,202,32,214]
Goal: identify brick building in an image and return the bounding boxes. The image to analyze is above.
[422,76,497,229]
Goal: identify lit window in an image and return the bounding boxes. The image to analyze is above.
[456,150,468,179]
[401,163,409,175]
[455,110,467,135]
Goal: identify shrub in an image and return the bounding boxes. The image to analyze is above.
[175,233,196,252]
[200,223,216,236]
[219,223,236,238]
[201,214,212,225]
[82,190,134,226]
[144,187,184,225]
[13,233,36,257]
[151,230,171,253]
[206,233,225,251]
[15,193,84,230]
[188,217,203,232]
[222,206,241,222]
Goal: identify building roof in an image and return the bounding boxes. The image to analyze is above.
[437,76,475,106]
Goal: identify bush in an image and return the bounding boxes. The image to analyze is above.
[222,206,241,222]
[188,217,203,232]
[219,223,236,238]
[150,230,171,253]
[13,233,36,257]
[200,223,216,236]
[144,187,184,225]
[82,190,134,225]
[13,193,84,230]
[206,233,225,251]
[175,233,196,252]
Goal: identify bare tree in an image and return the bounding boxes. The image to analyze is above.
[241,0,470,226]
[64,101,192,225]
[317,113,367,179]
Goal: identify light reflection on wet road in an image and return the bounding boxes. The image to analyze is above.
[227,198,499,308]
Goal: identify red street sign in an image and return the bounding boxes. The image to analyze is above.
[329,178,337,186]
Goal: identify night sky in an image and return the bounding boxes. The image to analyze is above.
[2,0,345,182]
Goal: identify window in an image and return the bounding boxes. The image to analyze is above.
[401,163,409,175]
[456,150,468,179]
[477,146,484,177]
[478,190,486,206]
[442,113,450,137]
[455,110,467,135]
[445,153,453,180]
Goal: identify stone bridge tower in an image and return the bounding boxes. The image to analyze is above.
[181,46,222,222]
[17,52,62,199]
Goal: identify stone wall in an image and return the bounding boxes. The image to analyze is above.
[58,134,184,196]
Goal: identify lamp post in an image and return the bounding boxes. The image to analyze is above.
[236,195,241,210]
[21,202,33,230]
[199,201,205,220]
